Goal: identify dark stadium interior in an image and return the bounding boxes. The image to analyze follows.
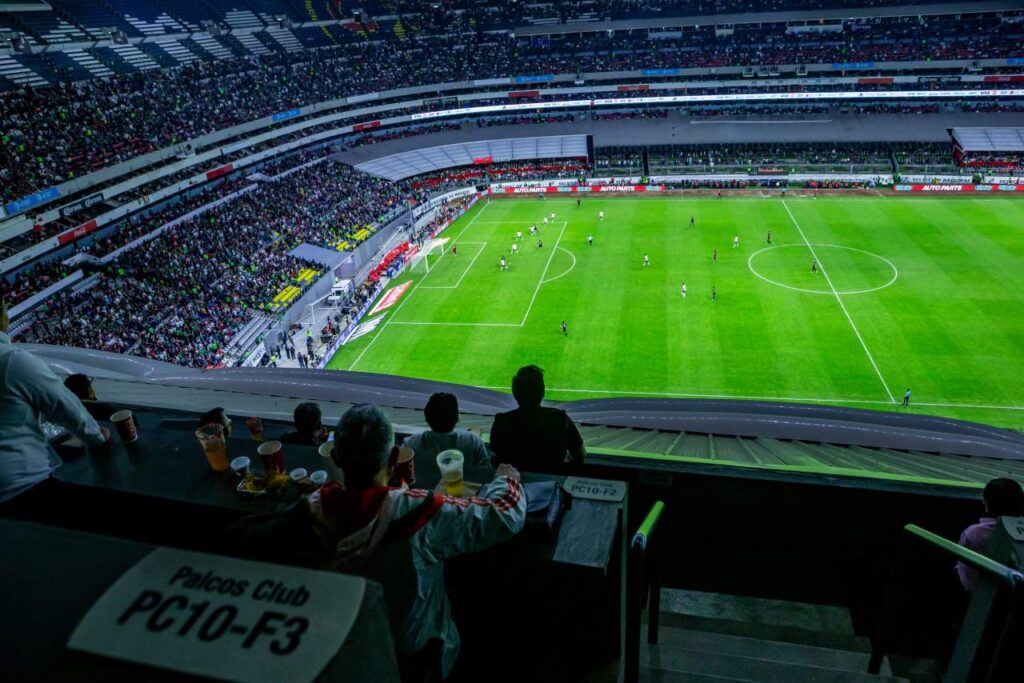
[2,1,1024,682]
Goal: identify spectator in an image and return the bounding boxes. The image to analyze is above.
[0,297,108,506]
[198,407,233,438]
[403,392,493,483]
[490,365,586,473]
[956,478,1024,592]
[63,373,120,421]
[280,402,327,447]
[310,403,525,677]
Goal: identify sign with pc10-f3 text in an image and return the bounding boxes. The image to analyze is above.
[67,547,365,683]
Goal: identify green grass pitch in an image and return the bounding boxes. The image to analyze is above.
[327,195,1024,429]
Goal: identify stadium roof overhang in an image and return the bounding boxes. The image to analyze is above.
[950,127,1024,152]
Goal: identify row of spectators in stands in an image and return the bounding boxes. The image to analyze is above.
[407,159,590,191]
[12,162,405,367]
[4,10,1023,202]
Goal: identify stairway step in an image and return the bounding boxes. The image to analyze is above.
[648,626,890,675]
[640,668,751,683]
[643,647,907,683]
[662,589,856,636]
[657,612,871,653]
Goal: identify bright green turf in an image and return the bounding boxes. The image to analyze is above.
[327,196,1024,429]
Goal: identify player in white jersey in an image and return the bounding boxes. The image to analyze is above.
[530,224,537,236]
[733,235,740,248]
[587,234,593,246]
[543,217,549,225]
[500,255,508,270]
[550,212,556,220]
[516,229,523,241]
[681,282,687,298]
[511,243,519,255]
[643,253,650,267]
[599,210,605,221]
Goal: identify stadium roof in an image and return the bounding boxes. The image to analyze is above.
[951,127,1024,152]
[354,135,588,181]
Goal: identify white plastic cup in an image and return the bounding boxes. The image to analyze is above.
[436,449,465,496]
[310,470,328,487]
[318,441,345,484]
[289,468,308,482]
[229,456,251,478]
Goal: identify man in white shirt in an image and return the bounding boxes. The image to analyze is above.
[0,297,109,505]
[403,392,492,484]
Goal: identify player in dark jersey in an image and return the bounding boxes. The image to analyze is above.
[767,230,772,244]
[811,259,817,273]
[561,320,568,336]
[690,215,695,228]
[712,286,717,301]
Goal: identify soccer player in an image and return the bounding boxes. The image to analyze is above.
[643,253,650,267]
[766,230,772,244]
[452,244,458,256]
[902,388,911,406]
[500,255,507,270]
[587,234,593,246]
[712,248,717,262]
[516,229,523,241]
[811,259,817,273]
[712,286,717,301]
[681,282,687,298]
[690,215,695,228]
[599,210,604,221]
[543,216,549,225]
[561,320,568,336]
[530,224,537,236]
[550,212,556,220]
[733,235,739,248]
[576,198,581,207]
[537,239,543,249]
[511,242,519,255]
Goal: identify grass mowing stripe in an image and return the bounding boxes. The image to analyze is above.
[347,200,491,370]
[782,200,896,404]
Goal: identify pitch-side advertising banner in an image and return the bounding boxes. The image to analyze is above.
[894,184,1024,192]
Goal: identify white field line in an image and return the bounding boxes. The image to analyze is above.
[472,385,1024,412]
[388,321,521,327]
[346,202,491,370]
[419,241,487,289]
[782,200,896,404]
[521,220,569,326]
[540,246,577,285]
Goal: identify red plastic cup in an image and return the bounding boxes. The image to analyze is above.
[395,447,415,486]
[258,440,285,474]
[110,410,138,443]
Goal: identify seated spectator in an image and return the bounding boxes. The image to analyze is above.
[310,403,525,677]
[489,365,586,473]
[0,297,109,507]
[63,373,120,422]
[280,402,327,447]
[198,407,233,437]
[403,392,493,483]
[956,478,1024,592]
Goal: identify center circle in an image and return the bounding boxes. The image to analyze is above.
[747,244,898,295]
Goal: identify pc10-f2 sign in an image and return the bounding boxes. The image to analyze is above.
[68,547,365,683]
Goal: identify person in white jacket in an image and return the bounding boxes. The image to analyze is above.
[311,403,525,677]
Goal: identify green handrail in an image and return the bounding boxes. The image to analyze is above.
[635,500,665,543]
[903,524,1024,584]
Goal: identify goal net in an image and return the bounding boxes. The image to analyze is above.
[407,238,448,274]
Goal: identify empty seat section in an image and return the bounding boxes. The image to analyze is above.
[106,0,189,35]
[50,0,139,37]
[8,11,90,43]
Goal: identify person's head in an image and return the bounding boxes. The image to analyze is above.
[198,408,232,437]
[0,296,8,334]
[293,402,323,437]
[424,392,459,433]
[64,374,96,401]
[511,365,545,408]
[332,403,396,488]
[983,478,1024,517]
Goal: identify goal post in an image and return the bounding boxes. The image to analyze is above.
[407,238,448,274]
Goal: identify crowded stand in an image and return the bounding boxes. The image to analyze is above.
[11,161,407,366]
[3,9,1024,203]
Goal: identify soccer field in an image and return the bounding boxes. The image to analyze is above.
[327,195,1024,429]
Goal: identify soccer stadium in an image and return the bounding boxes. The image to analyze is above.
[3,1,1024,682]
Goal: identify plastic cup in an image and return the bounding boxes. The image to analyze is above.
[289,468,308,482]
[245,417,264,442]
[395,446,415,486]
[436,449,465,497]
[195,424,229,472]
[229,456,251,478]
[318,441,345,484]
[310,470,328,487]
[110,410,138,443]
[257,440,285,474]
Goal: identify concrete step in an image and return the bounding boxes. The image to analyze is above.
[640,668,750,683]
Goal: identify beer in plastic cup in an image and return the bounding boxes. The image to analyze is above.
[195,424,229,472]
[318,441,345,484]
[110,410,138,443]
[436,449,464,497]
[258,440,285,474]
[245,417,264,442]
[396,447,415,486]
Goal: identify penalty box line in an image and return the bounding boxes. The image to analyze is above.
[346,202,492,370]
[418,241,488,290]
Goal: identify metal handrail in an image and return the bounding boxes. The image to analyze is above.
[868,522,1024,681]
[625,501,665,683]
